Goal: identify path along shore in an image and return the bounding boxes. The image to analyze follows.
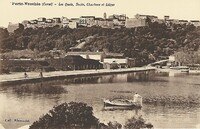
[0,67,155,85]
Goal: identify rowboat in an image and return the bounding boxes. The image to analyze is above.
[103,98,142,108]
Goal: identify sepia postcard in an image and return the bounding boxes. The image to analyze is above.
[0,0,200,129]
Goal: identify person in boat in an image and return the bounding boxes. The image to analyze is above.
[133,93,142,106]
[134,93,139,97]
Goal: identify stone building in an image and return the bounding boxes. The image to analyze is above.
[7,22,20,33]
[190,20,200,27]
[164,16,170,21]
[135,14,158,22]
[178,20,189,25]
[109,14,126,27]
[62,17,70,27]
[49,55,103,70]
[68,20,77,28]
[125,18,147,28]
[79,16,95,27]
[27,20,38,29]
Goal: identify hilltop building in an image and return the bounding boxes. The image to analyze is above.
[125,14,160,28]
[164,16,170,21]
[62,17,70,27]
[190,20,200,27]
[9,13,200,30]
[109,14,127,27]
[79,16,95,27]
[125,18,146,28]
[7,22,20,33]
[178,20,189,25]
[21,20,29,28]
[37,17,46,27]
[70,18,80,23]
[103,12,107,19]
[68,20,78,28]
[135,14,158,22]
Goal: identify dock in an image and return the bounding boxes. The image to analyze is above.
[0,67,156,85]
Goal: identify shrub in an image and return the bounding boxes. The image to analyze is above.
[29,102,101,129]
[124,116,153,129]
[10,66,26,72]
[38,60,50,66]
[43,66,56,72]
[29,102,153,129]
[107,121,122,129]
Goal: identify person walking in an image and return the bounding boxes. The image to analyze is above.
[24,72,28,78]
[39,71,43,78]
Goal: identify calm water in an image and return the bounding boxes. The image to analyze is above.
[0,71,200,129]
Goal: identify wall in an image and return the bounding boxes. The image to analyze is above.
[191,21,200,27]
[125,18,146,28]
[68,21,77,28]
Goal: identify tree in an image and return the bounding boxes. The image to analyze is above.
[0,28,9,39]
[29,102,100,129]
[29,102,153,129]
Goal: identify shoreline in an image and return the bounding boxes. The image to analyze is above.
[156,68,200,74]
[0,67,155,85]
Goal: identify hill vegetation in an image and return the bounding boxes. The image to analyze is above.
[0,22,200,65]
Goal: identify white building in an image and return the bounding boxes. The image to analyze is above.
[190,20,200,27]
[66,52,105,62]
[79,16,95,27]
[135,14,158,22]
[68,21,77,28]
[125,18,147,28]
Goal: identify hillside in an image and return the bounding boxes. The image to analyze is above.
[0,22,200,65]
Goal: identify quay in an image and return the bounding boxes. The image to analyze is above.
[0,67,155,85]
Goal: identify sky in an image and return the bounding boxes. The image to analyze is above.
[0,0,200,27]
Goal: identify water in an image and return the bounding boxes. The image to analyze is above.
[0,71,200,129]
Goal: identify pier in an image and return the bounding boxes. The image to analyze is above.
[0,67,155,85]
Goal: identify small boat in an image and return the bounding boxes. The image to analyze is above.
[103,98,142,108]
[170,66,189,72]
[103,93,142,109]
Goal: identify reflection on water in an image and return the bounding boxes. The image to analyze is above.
[0,71,200,129]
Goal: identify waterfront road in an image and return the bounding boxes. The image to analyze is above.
[0,67,155,84]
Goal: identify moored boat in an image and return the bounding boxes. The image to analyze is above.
[103,93,142,109]
[103,99,141,108]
